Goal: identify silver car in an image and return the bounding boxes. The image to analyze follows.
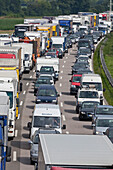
[93,115,113,135]
[29,129,60,164]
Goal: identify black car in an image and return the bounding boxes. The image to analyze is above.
[36,85,59,104]
[72,62,89,75]
[77,47,92,58]
[34,77,53,96]
[79,101,100,120]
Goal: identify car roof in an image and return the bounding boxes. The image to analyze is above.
[96,105,113,109]
[97,115,113,119]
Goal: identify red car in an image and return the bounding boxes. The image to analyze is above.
[69,74,82,95]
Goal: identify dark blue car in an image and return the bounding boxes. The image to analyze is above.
[36,85,59,104]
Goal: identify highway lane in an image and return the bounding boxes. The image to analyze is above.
[6,43,93,170]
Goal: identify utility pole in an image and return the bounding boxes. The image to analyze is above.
[110,0,112,21]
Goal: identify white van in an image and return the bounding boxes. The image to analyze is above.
[28,104,66,139]
[81,74,104,104]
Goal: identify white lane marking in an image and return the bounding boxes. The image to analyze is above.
[64,61,66,63]
[60,76,62,79]
[17,114,20,120]
[61,71,63,73]
[23,91,26,95]
[15,130,18,137]
[20,101,23,106]
[60,102,63,107]
[33,70,35,72]
[30,76,32,78]
[62,65,64,68]
[66,131,69,134]
[60,83,62,87]
[60,92,62,96]
[13,151,17,161]
[26,82,29,86]
[62,115,66,121]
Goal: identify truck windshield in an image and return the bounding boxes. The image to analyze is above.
[79,91,98,98]
[53,44,62,48]
[82,102,99,108]
[96,119,113,127]
[83,82,102,91]
[96,107,113,115]
[33,116,60,128]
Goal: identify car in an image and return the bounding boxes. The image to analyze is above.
[72,62,89,75]
[76,86,100,114]
[104,127,113,143]
[92,105,113,126]
[79,101,100,120]
[84,35,95,52]
[45,52,57,58]
[36,85,59,104]
[77,47,92,58]
[34,77,53,96]
[93,115,113,135]
[46,48,58,56]
[39,74,54,85]
[76,56,89,64]
[29,129,60,164]
[69,74,82,95]
[78,39,91,50]
[38,66,57,80]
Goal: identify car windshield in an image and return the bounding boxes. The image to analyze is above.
[96,119,113,127]
[72,76,81,83]
[40,67,54,73]
[83,82,102,91]
[38,89,56,96]
[78,42,89,48]
[96,107,113,115]
[79,48,91,53]
[79,91,98,98]
[48,49,56,52]
[53,44,62,48]
[36,79,50,85]
[82,102,99,108]
[33,134,39,144]
[33,116,60,128]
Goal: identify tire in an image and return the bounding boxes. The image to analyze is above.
[30,158,34,165]
[79,115,83,121]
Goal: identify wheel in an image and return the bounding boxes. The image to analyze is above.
[30,158,34,165]
[79,115,83,121]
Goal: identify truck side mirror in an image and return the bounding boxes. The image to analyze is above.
[103,88,106,92]
[62,124,66,129]
[20,82,23,92]
[6,146,11,162]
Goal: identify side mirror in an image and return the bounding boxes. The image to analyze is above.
[28,140,33,144]
[62,124,66,129]
[57,94,60,97]
[103,132,106,135]
[20,82,23,92]
[103,88,106,92]
[6,146,11,162]
[27,122,31,129]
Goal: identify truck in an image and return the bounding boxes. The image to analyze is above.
[90,15,99,27]
[0,71,18,137]
[0,46,22,79]
[51,36,66,55]
[14,24,34,39]
[11,42,33,72]
[37,134,113,170]
[0,93,11,169]
[36,56,59,80]
[59,20,72,34]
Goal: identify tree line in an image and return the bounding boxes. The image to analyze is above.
[0,0,110,17]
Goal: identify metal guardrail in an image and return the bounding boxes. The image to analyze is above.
[100,39,113,87]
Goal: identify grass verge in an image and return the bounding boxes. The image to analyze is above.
[93,34,113,105]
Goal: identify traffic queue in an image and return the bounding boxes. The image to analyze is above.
[0,11,113,170]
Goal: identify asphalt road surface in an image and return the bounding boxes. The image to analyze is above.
[6,43,93,170]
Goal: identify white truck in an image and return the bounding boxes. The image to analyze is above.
[37,135,113,170]
[81,74,104,104]
[0,70,18,138]
[11,43,33,72]
[28,104,66,139]
[36,56,59,79]
[51,36,66,55]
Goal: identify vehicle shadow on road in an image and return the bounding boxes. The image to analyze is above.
[64,109,76,114]
[72,116,79,121]
[23,126,29,131]
[62,92,71,96]
[83,124,93,130]
[17,157,31,165]
[11,141,30,150]
[26,105,34,109]
[64,101,76,106]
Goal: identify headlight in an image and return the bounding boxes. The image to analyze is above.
[52,99,57,103]
[96,131,103,135]
[71,85,76,88]
[81,112,86,114]
[36,99,41,102]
